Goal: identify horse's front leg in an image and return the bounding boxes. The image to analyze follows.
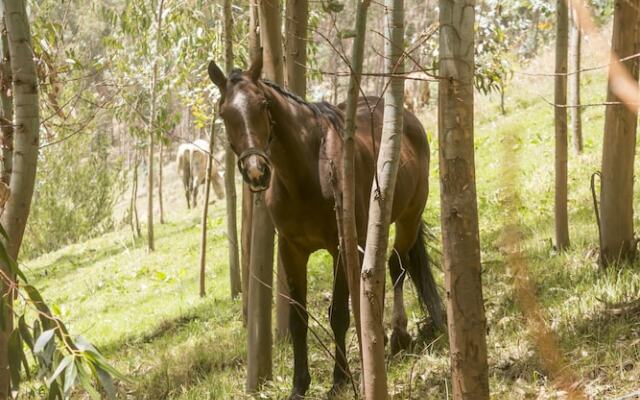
[328,254,350,398]
[279,237,311,399]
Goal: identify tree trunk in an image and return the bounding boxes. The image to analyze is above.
[146,0,165,252]
[245,0,283,391]
[246,192,275,391]
[569,4,583,154]
[158,141,165,224]
[285,0,308,98]
[0,0,40,396]
[131,147,141,239]
[359,0,403,397]
[599,0,640,266]
[554,0,570,250]
[277,0,308,341]
[199,121,217,297]
[241,182,253,325]
[242,0,260,326]
[438,1,490,399]
[341,0,371,358]
[0,19,12,188]
[224,0,241,299]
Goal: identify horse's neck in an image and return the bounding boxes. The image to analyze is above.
[262,84,320,192]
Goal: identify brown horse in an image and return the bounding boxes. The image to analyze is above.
[208,54,443,399]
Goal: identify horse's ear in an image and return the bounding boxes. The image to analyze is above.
[208,61,227,89]
[248,49,263,82]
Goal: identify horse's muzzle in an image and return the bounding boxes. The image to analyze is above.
[238,151,272,192]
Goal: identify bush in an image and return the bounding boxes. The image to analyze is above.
[22,128,124,258]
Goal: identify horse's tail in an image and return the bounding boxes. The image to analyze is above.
[407,221,445,332]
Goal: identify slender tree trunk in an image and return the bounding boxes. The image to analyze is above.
[246,192,275,391]
[341,0,371,358]
[146,0,165,252]
[277,0,308,341]
[242,0,260,326]
[285,0,308,98]
[569,4,583,154]
[199,121,217,297]
[158,141,165,224]
[131,148,141,239]
[130,149,136,233]
[241,182,253,325]
[224,0,241,299]
[554,0,570,250]
[438,1,490,399]
[0,19,12,188]
[0,15,11,400]
[359,0,403,397]
[245,0,283,391]
[599,0,640,266]
[0,1,40,396]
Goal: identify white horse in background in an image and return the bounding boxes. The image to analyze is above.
[176,140,225,209]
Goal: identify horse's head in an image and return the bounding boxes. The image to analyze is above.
[208,53,272,192]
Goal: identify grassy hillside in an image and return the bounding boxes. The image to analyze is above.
[23,43,640,399]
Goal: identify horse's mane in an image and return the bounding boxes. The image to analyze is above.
[260,79,344,134]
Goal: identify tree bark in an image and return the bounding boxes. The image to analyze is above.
[599,0,640,266]
[199,121,218,297]
[569,3,583,154]
[245,0,282,391]
[241,182,253,325]
[554,0,570,250]
[131,147,141,239]
[245,192,275,392]
[0,19,12,188]
[277,0,308,342]
[146,0,165,252]
[224,0,241,299]
[158,141,165,224]
[359,0,403,397]
[285,0,308,98]
[341,0,371,358]
[438,1,490,399]
[241,0,260,326]
[0,0,40,396]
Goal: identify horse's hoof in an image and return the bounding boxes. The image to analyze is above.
[287,393,305,400]
[390,328,412,355]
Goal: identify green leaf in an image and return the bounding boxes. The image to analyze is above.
[34,329,55,354]
[18,316,34,352]
[63,359,78,395]
[47,380,62,400]
[96,366,117,399]
[24,285,54,330]
[76,360,101,400]
[47,355,73,387]
[7,329,23,390]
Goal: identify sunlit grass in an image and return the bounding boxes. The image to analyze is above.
[20,41,640,399]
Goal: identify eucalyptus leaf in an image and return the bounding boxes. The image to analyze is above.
[34,329,55,354]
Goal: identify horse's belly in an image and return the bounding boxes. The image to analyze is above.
[266,193,337,251]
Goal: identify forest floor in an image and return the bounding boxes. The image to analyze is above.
[23,42,640,399]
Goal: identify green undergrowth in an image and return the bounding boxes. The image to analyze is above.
[22,45,640,399]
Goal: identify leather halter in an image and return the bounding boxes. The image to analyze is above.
[236,91,275,192]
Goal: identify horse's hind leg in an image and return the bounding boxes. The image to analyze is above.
[389,250,412,354]
[328,254,350,396]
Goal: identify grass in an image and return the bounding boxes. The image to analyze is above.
[21,42,640,399]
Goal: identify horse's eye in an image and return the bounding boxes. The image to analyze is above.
[260,100,269,109]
